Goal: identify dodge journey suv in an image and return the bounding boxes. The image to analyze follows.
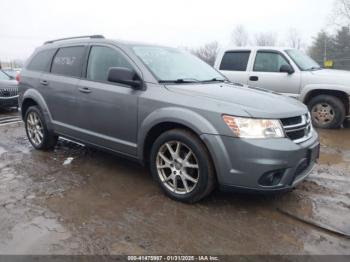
[19,35,320,203]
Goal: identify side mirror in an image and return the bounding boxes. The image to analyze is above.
[107,67,142,89]
[280,64,295,74]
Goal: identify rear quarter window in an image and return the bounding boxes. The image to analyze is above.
[27,49,56,72]
[220,51,250,71]
[51,46,85,77]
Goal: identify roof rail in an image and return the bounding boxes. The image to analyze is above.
[44,35,105,45]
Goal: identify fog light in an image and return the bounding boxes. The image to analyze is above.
[258,170,284,187]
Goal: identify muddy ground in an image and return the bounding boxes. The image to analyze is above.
[0,108,349,255]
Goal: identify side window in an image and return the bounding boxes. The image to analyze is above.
[253,52,290,72]
[87,46,134,82]
[27,49,56,72]
[51,46,85,77]
[219,51,250,71]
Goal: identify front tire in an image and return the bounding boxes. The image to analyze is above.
[25,106,58,150]
[308,95,345,129]
[150,129,215,203]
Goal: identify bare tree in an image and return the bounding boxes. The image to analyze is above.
[286,28,303,49]
[255,32,277,46]
[231,25,249,46]
[191,41,220,66]
[333,0,350,26]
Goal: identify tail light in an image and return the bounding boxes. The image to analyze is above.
[16,72,21,82]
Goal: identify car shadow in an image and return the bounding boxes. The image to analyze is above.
[0,107,19,116]
[343,119,350,129]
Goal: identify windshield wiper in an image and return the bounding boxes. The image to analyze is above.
[159,78,200,84]
[201,78,227,83]
[159,78,227,84]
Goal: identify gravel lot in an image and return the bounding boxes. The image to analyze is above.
[0,108,349,255]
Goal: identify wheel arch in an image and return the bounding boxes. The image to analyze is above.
[301,86,350,115]
[21,98,39,119]
[21,89,54,130]
[138,107,219,165]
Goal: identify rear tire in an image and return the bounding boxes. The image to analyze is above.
[308,95,345,129]
[150,129,216,203]
[24,106,58,150]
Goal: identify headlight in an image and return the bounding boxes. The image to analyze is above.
[222,115,285,138]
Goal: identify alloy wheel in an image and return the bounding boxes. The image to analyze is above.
[156,141,199,195]
[26,111,44,146]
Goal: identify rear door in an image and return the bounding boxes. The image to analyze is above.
[218,51,251,85]
[45,45,87,134]
[248,50,301,94]
[75,44,140,156]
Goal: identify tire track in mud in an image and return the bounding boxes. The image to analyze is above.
[272,126,350,240]
[0,115,22,126]
[277,205,350,239]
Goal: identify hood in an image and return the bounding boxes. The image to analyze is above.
[310,69,350,77]
[304,69,350,88]
[0,79,18,89]
[166,83,307,119]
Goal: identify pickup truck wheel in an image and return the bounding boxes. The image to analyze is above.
[150,129,215,203]
[25,106,58,150]
[308,95,345,129]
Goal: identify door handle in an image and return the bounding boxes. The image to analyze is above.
[40,80,49,86]
[249,76,259,81]
[79,87,92,94]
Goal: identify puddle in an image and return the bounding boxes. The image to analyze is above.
[0,216,70,255]
[318,128,350,150]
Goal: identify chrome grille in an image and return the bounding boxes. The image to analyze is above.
[0,88,18,97]
[281,113,312,143]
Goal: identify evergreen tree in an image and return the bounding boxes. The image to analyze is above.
[308,31,336,63]
[333,26,350,59]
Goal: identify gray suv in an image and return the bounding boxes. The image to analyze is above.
[18,35,320,203]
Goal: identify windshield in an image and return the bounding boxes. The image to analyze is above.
[0,70,11,80]
[285,49,321,71]
[132,45,225,83]
[3,70,16,78]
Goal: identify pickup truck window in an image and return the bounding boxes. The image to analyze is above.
[220,51,250,71]
[285,49,321,71]
[254,51,290,73]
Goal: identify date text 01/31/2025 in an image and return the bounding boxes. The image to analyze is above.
[127,255,220,261]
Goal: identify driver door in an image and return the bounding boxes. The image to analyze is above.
[248,50,301,95]
[75,45,140,156]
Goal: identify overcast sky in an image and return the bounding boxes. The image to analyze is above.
[0,0,335,60]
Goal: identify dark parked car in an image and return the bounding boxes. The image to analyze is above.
[18,35,320,203]
[0,70,18,108]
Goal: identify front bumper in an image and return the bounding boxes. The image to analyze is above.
[0,95,19,107]
[201,130,319,192]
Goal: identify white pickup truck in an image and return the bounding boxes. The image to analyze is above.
[215,47,350,128]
